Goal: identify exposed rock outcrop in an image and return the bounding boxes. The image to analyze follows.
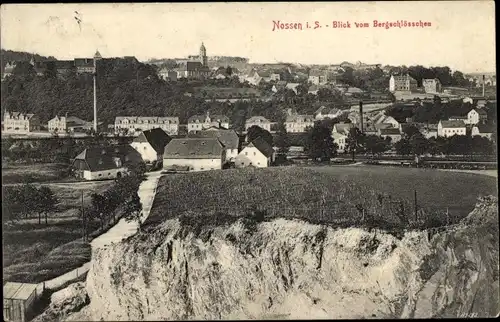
[32,282,89,322]
[76,197,500,320]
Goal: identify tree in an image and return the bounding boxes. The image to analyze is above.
[395,138,411,155]
[123,192,143,232]
[409,133,429,156]
[225,66,232,76]
[2,187,23,225]
[364,135,391,155]
[402,125,421,139]
[274,120,290,155]
[34,186,59,224]
[246,125,273,146]
[345,127,365,161]
[304,122,338,161]
[89,193,114,230]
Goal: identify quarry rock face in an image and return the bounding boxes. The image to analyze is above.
[80,197,499,320]
[33,282,89,322]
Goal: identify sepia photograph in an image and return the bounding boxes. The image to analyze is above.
[1,1,498,321]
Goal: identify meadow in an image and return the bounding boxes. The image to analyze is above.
[145,166,497,232]
[2,179,115,283]
[1,162,70,184]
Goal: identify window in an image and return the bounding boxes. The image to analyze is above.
[108,173,111,176]
[98,174,102,177]
[253,152,256,156]
[245,152,248,155]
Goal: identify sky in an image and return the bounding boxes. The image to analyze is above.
[0,2,496,73]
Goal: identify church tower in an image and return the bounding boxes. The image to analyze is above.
[199,42,207,67]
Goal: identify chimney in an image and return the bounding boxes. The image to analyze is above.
[482,75,485,97]
[359,101,364,133]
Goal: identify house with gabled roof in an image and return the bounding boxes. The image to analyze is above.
[308,69,328,85]
[471,124,494,140]
[114,116,179,136]
[245,116,272,132]
[285,112,315,133]
[162,138,226,172]
[437,120,467,137]
[71,145,143,180]
[235,136,276,168]
[3,111,40,133]
[188,128,240,162]
[378,128,402,142]
[130,128,172,163]
[332,122,356,135]
[187,111,230,133]
[315,106,343,120]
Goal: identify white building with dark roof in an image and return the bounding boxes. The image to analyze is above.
[114,116,179,136]
[130,128,172,163]
[187,112,230,133]
[437,120,467,137]
[162,138,226,171]
[3,111,40,133]
[389,74,418,92]
[245,116,272,132]
[235,136,276,168]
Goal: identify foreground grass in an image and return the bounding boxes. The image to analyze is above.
[145,166,497,232]
[2,180,115,283]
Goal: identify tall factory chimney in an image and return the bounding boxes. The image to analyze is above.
[359,101,364,133]
[482,75,485,97]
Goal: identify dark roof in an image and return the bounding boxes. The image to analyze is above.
[163,138,224,159]
[379,128,401,135]
[188,114,230,123]
[186,61,203,71]
[72,145,142,172]
[55,60,75,69]
[74,58,94,67]
[440,120,466,128]
[188,128,239,150]
[133,128,172,154]
[474,124,495,133]
[248,136,274,157]
[474,108,488,115]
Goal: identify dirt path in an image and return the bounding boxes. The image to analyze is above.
[39,171,163,291]
[91,171,163,248]
[438,169,498,178]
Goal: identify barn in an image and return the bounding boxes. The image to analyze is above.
[3,282,39,322]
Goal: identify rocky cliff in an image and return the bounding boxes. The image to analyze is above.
[72,197,499,320]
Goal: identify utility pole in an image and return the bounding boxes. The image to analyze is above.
[93,59,97,133]
[81,190,86,242]
[414,189,418,222]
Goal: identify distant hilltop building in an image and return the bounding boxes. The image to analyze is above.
[389,74,418,92]
[175,43,210,80]
[422,78,442,94]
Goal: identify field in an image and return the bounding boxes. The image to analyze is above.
[2,178,115,283]
[145,166,497,232]
[1,162,70,184]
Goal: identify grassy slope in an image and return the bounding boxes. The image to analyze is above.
[145,166,497,232]
[2,180,114,283]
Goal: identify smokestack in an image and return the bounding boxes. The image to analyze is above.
[482,75,485,97]
[359,101,364,133]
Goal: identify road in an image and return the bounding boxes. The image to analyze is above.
[91,171,163,248]
[38,171,163,291]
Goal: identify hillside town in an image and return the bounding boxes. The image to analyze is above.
[1,43,496,177]
[1,3,498,322]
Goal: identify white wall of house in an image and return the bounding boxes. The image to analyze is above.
[130,142,159,163]
[188,121,229,133]
[235,147,270,168]
[467,110,479,125]
[437,125,467,137]
[225,148,239,162]
[83,168,125,180]
[245,122,271,132]
[285,121,314,133]
[332,133,347,152]
[163,158,222,171]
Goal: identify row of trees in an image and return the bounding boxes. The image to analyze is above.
[85,165,144,238]
[2,184,59,225]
